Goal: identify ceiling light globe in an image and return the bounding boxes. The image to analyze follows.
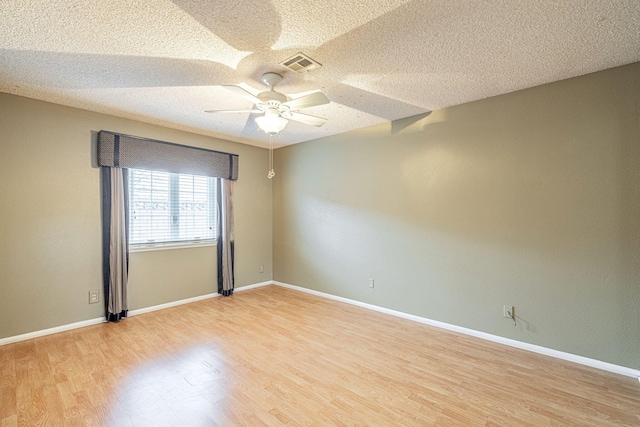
[256,114,288,135]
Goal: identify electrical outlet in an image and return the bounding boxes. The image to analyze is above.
[259,265,264,273]
[503,305,514,318]
[89,290,99,304]
[369,279,375,288]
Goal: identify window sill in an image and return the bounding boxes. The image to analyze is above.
[130,240,217,253]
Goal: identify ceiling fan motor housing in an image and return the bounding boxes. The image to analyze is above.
[258,91,287,105]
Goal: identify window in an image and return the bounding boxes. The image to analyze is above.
[128,168,217,249]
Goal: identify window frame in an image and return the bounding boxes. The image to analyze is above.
[127,168,218,252]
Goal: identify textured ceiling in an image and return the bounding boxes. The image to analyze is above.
[1,0,639,148]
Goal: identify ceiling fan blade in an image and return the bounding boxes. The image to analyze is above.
[205,109,261,113]
[288,111,327,127]
[282,91,330,110]
[222,85,263,105]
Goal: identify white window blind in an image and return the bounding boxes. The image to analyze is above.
[128,169,217,248]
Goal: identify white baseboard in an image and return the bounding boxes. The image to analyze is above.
[0,281,273,347]
[127,281,273,316]
[234,281,275,292]
[127,293,220,317]
[272,281,640,380]
[0,317,106,346]
[3,279,638,381]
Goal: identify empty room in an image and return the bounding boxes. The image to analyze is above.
[1,1,639,426]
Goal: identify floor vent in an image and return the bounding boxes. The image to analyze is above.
[280,52,322,74]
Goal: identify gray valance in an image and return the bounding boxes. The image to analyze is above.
[97,130,239,180]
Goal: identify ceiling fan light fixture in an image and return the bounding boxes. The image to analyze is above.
[210,72,329,138]
[255,113,288,135]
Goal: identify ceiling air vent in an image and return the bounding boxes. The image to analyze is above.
[279,52,322,74]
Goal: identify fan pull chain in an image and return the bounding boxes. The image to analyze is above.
[267,134,275,179]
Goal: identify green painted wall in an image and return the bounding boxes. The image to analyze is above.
[273,63,640,369]
[0,93,273,339]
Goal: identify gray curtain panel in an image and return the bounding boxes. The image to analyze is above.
[101,167,129,322]
[217,179,235,296]
[98,130,239,309]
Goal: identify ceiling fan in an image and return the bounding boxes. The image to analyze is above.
[205,72,330,135]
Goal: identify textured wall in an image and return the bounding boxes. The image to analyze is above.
[273,63,640,369]
[0,93,272,339]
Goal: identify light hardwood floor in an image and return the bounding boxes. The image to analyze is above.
[1,285,638,426]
